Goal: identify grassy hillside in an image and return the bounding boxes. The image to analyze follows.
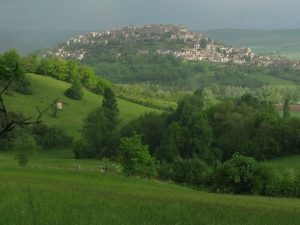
[4,74,159,138]
[206,29,300,60]
[0,152,300,225]
[272,155,300,175]
[251,74,295,85]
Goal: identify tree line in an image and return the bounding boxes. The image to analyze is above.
[74,87,300,198]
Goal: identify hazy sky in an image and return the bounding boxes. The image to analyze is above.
[0,0,299,31]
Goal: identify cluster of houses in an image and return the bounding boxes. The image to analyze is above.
[46,47,86,60]
[45,24,293,68]
[172,42,280,66]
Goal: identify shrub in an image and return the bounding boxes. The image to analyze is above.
[212,154,270,194]
[31,124,73,149]
[65,78,84,100]
[15,76,32,95]
[158,158,212,188]
[12,129,37,166]
[265,170,300,198]
[119,134,157,177]
[73,139,93,159]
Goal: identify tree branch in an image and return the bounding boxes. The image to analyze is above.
[0,66,57,136]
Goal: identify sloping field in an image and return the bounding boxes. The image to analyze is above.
[0,165,299,225]
[4,74,159,138]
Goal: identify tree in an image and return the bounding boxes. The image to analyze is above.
[65,78,84,100]
[283,98,290,119]
[21,54,40,73]
[2,49,22,75]
[156,122,184,163]
[0,66,56,136]
[121,112,167,155]
[173,90,204,126]
[79,107,119,158]
[102,87,119,129]
[75,88,120,159]
[119,134,157,177]
[200,39,208,49]
[183,112,213,161]
[213,154,266,194]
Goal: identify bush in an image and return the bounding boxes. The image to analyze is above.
[119,134,157,177]
[15,76,32,95]
[212,154,271,194]
[12,129,37,166]
[31,124,73,149]
[65,79,84,100]
[265,169,300,198]
[73,139,93,159]
[158,158,212,188]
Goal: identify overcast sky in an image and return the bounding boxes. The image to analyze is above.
[0,0,299,31]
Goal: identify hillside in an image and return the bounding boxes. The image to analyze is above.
[45,24,282,77]
[0,152,299,225]
[206,29,300,60]
[4,74,159,138]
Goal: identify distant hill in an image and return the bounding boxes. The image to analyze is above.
[5,74,159,138]
[44,24,286,85]
[206,29,300,60]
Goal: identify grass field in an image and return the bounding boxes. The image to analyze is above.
[272,155,300,175]
[0,151,300,225]
[251,74,295,85]
[4,74,159,138]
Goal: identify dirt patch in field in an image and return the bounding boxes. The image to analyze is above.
[275,104,300,112]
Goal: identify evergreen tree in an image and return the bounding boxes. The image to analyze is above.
[75,88,120,158]
[65,78,84,100]
[102,87,119,128]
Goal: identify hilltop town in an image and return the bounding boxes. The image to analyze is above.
[45,24,283,67]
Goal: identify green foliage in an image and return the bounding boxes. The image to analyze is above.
[22,54,41,73]
[277,117,300,154]
[78,107,119,158]
[213,154,273,194]
[156,122,184,162]
[73,139,92,159]
[0,50,32,95]
[102,87,119,128]
[159,158,212,188]
[12,129,37,166]
[31,124,73,150]
[283,98,290,119]
[266,174,300,198]
[173,89,204,126]
[200,39,208,49]
[121,112,167,155]
[65,78,84,100]
[119,134,157,177]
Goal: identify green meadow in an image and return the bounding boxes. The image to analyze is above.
[4,74,159,138]
[0,151,300,225]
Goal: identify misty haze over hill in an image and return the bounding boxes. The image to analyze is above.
[0,29,86,55]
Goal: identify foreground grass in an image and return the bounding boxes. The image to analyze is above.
[0,167,300,225]
[5,74,159,138]
[0,151,300,225]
